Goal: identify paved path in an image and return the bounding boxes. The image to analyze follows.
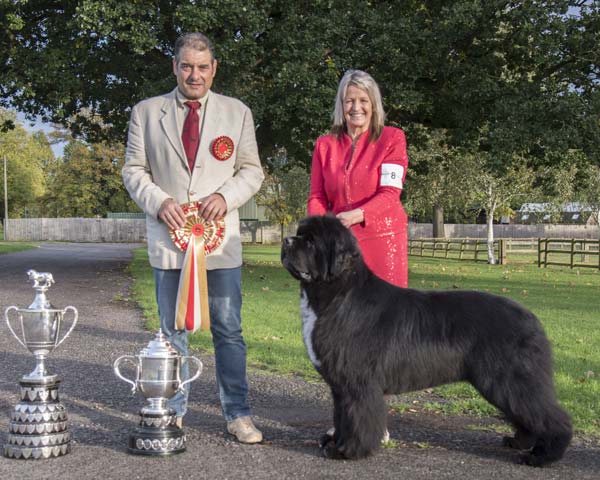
[0,243,598,479]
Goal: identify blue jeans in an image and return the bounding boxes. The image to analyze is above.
[154,267,251,421]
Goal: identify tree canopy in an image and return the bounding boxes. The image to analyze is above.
[40,136,139,217]
[2,1,597,165]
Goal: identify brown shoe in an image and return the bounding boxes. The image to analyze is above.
[227,416,263,444]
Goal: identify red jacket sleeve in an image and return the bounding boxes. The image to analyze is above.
[307,137,329,215]
[359,129,408,227]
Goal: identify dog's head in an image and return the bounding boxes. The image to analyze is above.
[281,215,362,284]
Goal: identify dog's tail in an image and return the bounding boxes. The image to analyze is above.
[519,402,573,467]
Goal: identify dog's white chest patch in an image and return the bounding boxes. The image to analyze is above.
[300,290,321,368]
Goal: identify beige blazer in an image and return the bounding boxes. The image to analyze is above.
[122,88,264,270]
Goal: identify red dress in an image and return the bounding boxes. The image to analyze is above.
[307,126,408,287]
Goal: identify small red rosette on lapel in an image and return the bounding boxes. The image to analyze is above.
[169,202,225,332]
[211,136,234,161]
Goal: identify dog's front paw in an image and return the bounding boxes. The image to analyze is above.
[320,435,345,459]
[319,433,333,449]
[322,441,345,460]
[503,435,522,449]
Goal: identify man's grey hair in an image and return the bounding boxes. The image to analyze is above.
[174,32,215,63]
[331,69,385,143]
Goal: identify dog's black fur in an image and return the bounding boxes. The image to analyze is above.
[281,215,572,466]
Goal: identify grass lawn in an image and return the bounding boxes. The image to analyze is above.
[0,243,37,254]
[128,245,600,436]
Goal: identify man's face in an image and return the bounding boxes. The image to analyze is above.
[173,47,217,100]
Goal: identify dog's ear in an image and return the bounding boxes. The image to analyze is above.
[327,246,360,280]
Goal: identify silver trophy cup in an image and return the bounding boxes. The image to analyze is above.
[114,329,202,455]
[4,270,78,460]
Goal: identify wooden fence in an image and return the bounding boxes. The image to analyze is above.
[4,218,147,242]
[408,238,506,264]
[409,237,600,270]
[538,238,600,269]
[503,237,538,254]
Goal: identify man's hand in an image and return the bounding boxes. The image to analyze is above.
[158,198,186,230]
[336,208,364,228]
[198,193,227,221]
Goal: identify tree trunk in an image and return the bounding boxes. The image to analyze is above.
[241,220,260,243]
[486,209,496,264]
[432,203,445,238]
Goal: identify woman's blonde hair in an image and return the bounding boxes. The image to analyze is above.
[331,70,385,142]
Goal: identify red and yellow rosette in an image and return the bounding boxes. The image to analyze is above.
[169,202,225,333]
[211,135,234,161]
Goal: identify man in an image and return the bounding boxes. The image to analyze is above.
[122,32,264,443]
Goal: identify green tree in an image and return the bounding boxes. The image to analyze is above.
[406,128,474,236]
[255,152,310,240]
[390,2,599,232]
[462,151,537,264]
[578,163,600,237]
[0,111,50,218]
[532,149,590,224]
[3,1,597,163]
[2,0,598,232]
[41,138,138,217]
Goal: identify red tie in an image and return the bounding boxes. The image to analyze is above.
[182,101,201,170]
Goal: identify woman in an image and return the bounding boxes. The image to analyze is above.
[307,69,408,287]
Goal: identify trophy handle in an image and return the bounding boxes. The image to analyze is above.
[179,356,203,393]
[5,306,27,350]
[114,355,138,393]
[56,306,78,348]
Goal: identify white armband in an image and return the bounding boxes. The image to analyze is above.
[380,163,404,188]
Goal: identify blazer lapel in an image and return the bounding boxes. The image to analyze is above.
[160,89,189,171]
[192,91,222,181]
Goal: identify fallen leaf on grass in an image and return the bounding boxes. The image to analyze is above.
[413,441,432,449]
[262,335,283,341]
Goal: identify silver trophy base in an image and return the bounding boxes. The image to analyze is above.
[4,443,71,460]
[127,410,185,456]
[4,378,71,460]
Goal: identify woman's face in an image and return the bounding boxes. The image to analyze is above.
[343,85,372,136]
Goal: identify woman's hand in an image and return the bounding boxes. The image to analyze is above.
[336,208,364,228]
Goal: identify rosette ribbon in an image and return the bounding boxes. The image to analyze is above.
[170,202,226,333]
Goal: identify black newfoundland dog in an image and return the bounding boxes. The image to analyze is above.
[281,215,572,466]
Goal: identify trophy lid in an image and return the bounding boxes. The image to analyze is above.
[139,330,179,358]
[26,270,56,310]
